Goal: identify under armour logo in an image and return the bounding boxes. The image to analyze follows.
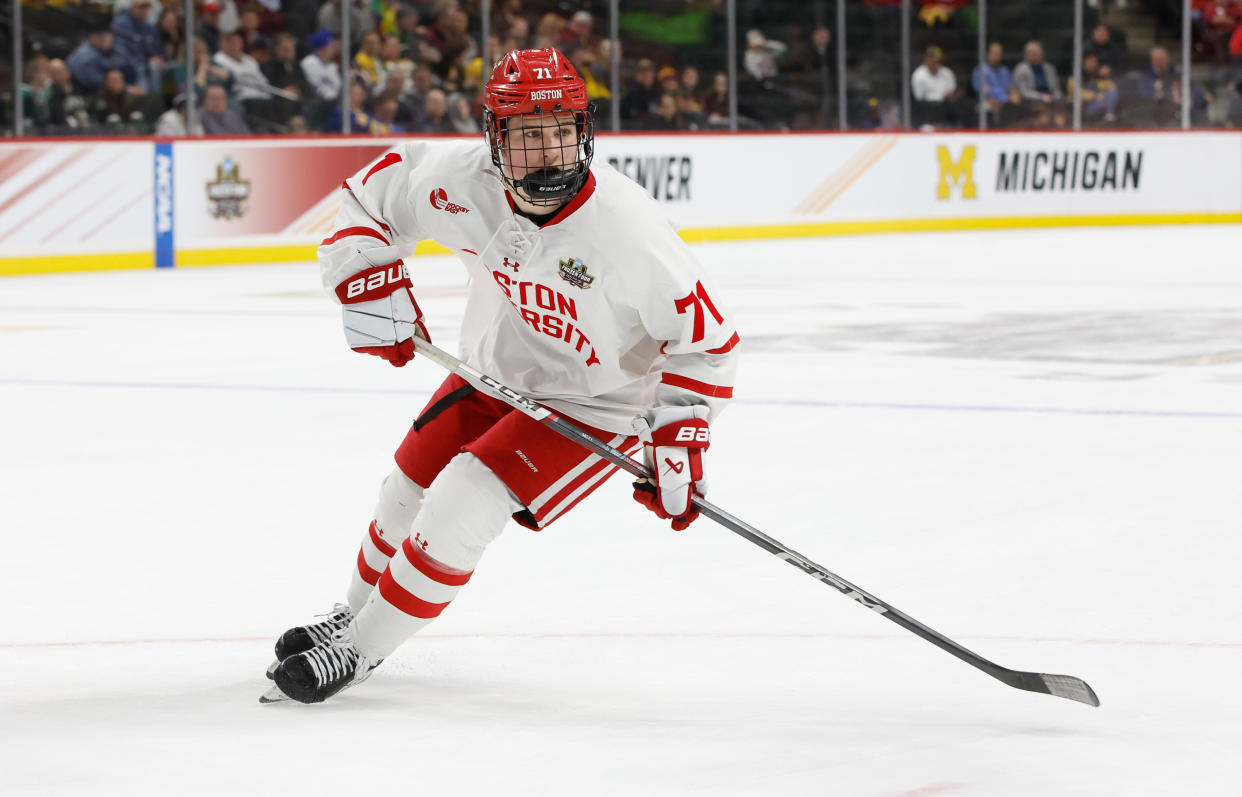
[413,533,429,551]
[502,257,521,272]
[663,457,685,475]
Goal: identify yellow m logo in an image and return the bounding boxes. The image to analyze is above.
[936,145,977,199]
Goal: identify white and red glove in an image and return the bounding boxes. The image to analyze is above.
[632,405,711,531]
[334,246,430,367]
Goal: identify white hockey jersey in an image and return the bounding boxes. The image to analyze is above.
[318,140,739,435]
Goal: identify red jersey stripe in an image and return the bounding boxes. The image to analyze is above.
[368,521,397,558]
[356,548,382,586]
[661,373,734,399]
[321,226,389,247]
[361,152,402,185]
[377,568,451,619]
[706,332,741,354]
[402,538,473,587]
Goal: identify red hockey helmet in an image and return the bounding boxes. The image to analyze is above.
[483,48,594,206]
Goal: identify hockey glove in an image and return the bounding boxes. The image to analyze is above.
[632,405,711,531]
[334,246,430,367]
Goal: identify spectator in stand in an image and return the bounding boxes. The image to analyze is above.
[157,8,183,64]
[447,92,478,134]
[700,70,729,126]
[112,0,163,92]
[263,33,308,124]
[621,57,658,126]
[21,57,54,130]
[1233,19,1242,61]
[1013,40,1065,127]
[656,65,679,95]
[408,62,437,115]
[426,7,476,77]
[200,83,251,135]
[161,36,232,107]
[681,65,701,98]
[47,58,90,130]
[155,92,204,136]
[533,12,567,49]
[68,28,136,94]
[355,32,385,88]
[318,0,373,50]
[302,29,343,103]
[198,1,223,54]
[1067,52,1118,124]
[911,45,960,128]
[743,29,785,82]
[377,35,415,95]
[371,94,407,133]
[90,68,148,128]
[374,70,416,125]
[649,91,687,130]
[1134,45,1182,126]
[567,44,610,109]
[326,82,387,134]
[973,41,1018,126]
[676,90,708,130]
[213,30,272,121]
[559,10,598,51]
[1192,1,1242,64]
[413,87,456,133]
[1084,24,1126,71]
[237,6,264,51]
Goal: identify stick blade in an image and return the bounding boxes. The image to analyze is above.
[1038,673,1100,707]
[1002,669,1100,706]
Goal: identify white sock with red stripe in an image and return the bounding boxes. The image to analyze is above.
[352,454,521,659]
[346,468,426,614]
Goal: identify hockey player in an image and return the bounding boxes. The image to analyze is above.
[264,47,740,704]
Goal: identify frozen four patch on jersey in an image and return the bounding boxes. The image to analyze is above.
[558,258,594,289]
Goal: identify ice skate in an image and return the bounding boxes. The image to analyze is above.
[266,603,353,678]
[261,626,381,704]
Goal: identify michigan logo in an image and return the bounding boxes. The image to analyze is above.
[936,145,977,199]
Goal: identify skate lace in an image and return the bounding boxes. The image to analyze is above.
[304,637,359,687]
[304,603,353,646]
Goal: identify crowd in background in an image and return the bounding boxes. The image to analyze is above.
[4,0,1242,137]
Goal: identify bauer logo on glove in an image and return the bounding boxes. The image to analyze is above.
[334,245,430,368]
[632,405,711,531]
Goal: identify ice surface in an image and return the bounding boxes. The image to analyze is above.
[2,226,1240,796]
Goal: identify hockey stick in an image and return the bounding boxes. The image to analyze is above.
[412,338,1100,707]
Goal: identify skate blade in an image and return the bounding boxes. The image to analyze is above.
[259,684,292,704]
[265,659,279,679]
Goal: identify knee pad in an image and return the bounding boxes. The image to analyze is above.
[373,466,426,543]
[410,453,522,570]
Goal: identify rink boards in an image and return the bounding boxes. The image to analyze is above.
[1,130,1239,275]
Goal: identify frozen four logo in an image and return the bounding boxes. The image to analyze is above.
[558,258,594,289]
[206,157,250,219]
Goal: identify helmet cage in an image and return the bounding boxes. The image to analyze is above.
[484,106,595,207]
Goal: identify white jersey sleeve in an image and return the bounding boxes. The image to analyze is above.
[627,219,740,422]
[318,143,430,300]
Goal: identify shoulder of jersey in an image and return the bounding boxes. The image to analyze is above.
[393,138,494,182]
[589,162,681,232]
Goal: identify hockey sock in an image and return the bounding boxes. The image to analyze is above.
[351,454,520,659]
